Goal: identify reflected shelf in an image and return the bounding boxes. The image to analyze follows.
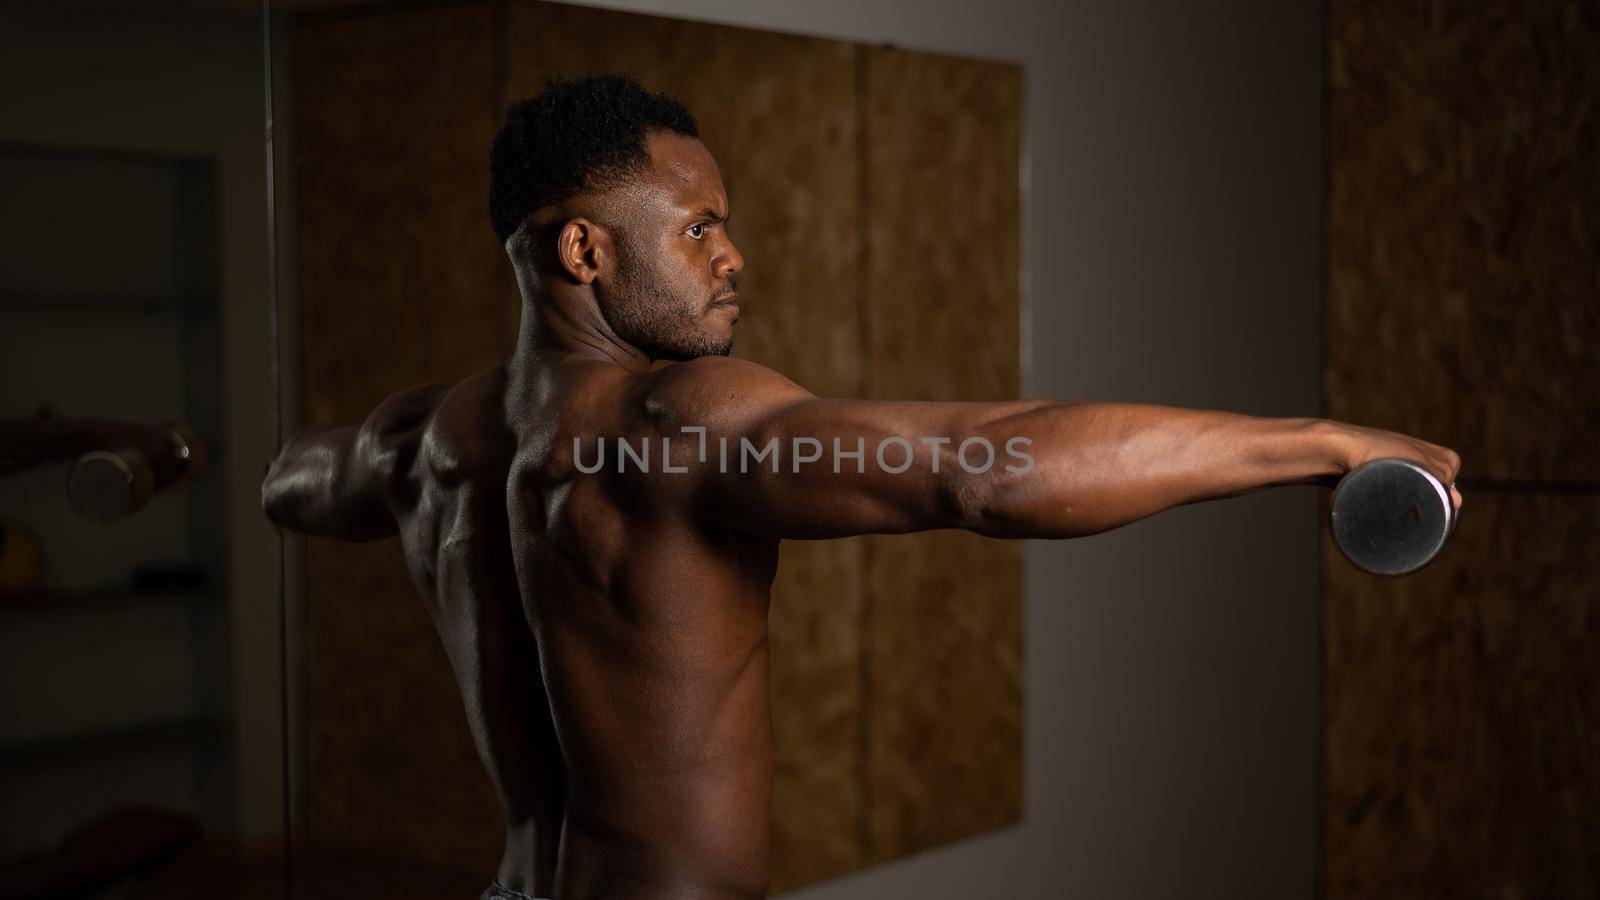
[0,715,230,768]
[0,585,221,614]
[0,291,219,318]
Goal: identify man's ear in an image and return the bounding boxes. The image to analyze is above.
[556,218,611,285]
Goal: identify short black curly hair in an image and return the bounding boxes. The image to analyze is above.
[489,73,699,245]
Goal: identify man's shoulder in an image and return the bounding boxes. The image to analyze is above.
[368,365,509,484]
[639,357,812,429]
[366,382,452,438]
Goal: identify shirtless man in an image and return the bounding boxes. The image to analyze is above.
[261,74,1463,900]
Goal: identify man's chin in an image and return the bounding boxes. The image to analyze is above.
[656,336,734,362]
[693,340,734,360]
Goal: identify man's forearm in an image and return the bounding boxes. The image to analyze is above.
[969,403,1344,539]
[1,417,181,479]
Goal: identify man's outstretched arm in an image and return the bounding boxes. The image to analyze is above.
[647,357,1461,541]
[0,417,191,481]
[261,384,447,540]
[929,399,1460,539]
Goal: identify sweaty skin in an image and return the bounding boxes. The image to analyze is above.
[263,132,1463,900]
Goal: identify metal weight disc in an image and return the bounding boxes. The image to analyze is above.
[1329,458,1455,576]
[68,450,154,524]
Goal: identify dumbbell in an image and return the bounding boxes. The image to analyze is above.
[67,424,206,523]
[1329,457,1459,576]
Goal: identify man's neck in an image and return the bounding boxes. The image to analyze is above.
[505,291,652,415]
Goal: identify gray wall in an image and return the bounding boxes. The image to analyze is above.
[560,2,1324,898]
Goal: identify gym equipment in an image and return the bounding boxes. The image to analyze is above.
[67,424,205,523]
[1329,457,1458,576]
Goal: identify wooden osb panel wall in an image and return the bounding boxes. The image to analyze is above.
[293,2,511,877]
[862,46,1023,862]
[293,1,1021,892]
[1325,1,1600,897]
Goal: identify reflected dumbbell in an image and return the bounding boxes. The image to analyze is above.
[1329,457,1459,576]
[68,424,206,523]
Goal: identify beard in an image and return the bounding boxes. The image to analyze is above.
[605,244,735,361]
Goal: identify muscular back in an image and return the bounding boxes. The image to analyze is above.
[503,357,780,899]
[367,358,781,899]
[381,350,1015,898]
[370,366,567,891]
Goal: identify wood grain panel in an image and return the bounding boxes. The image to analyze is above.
[766,539,864,889]
[1323,492,1600,899]
[503,3,865,889]
[864,47,1021,404]
[305,539,503,872]
[293,2,506,873]
[1325,0,1600,483]
[863,46,1024,861]
[865,531,1023,860]
[1326,3,1600,896]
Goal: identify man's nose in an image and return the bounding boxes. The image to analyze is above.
[714,238,744,280]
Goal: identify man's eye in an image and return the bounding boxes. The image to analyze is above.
[687,223,706,239]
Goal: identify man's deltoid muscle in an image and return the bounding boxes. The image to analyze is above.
[261,74,1463,900]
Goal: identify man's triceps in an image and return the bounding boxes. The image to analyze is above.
[262,384,444,538]
[684,397,1034,540]
[262,425,371,536]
